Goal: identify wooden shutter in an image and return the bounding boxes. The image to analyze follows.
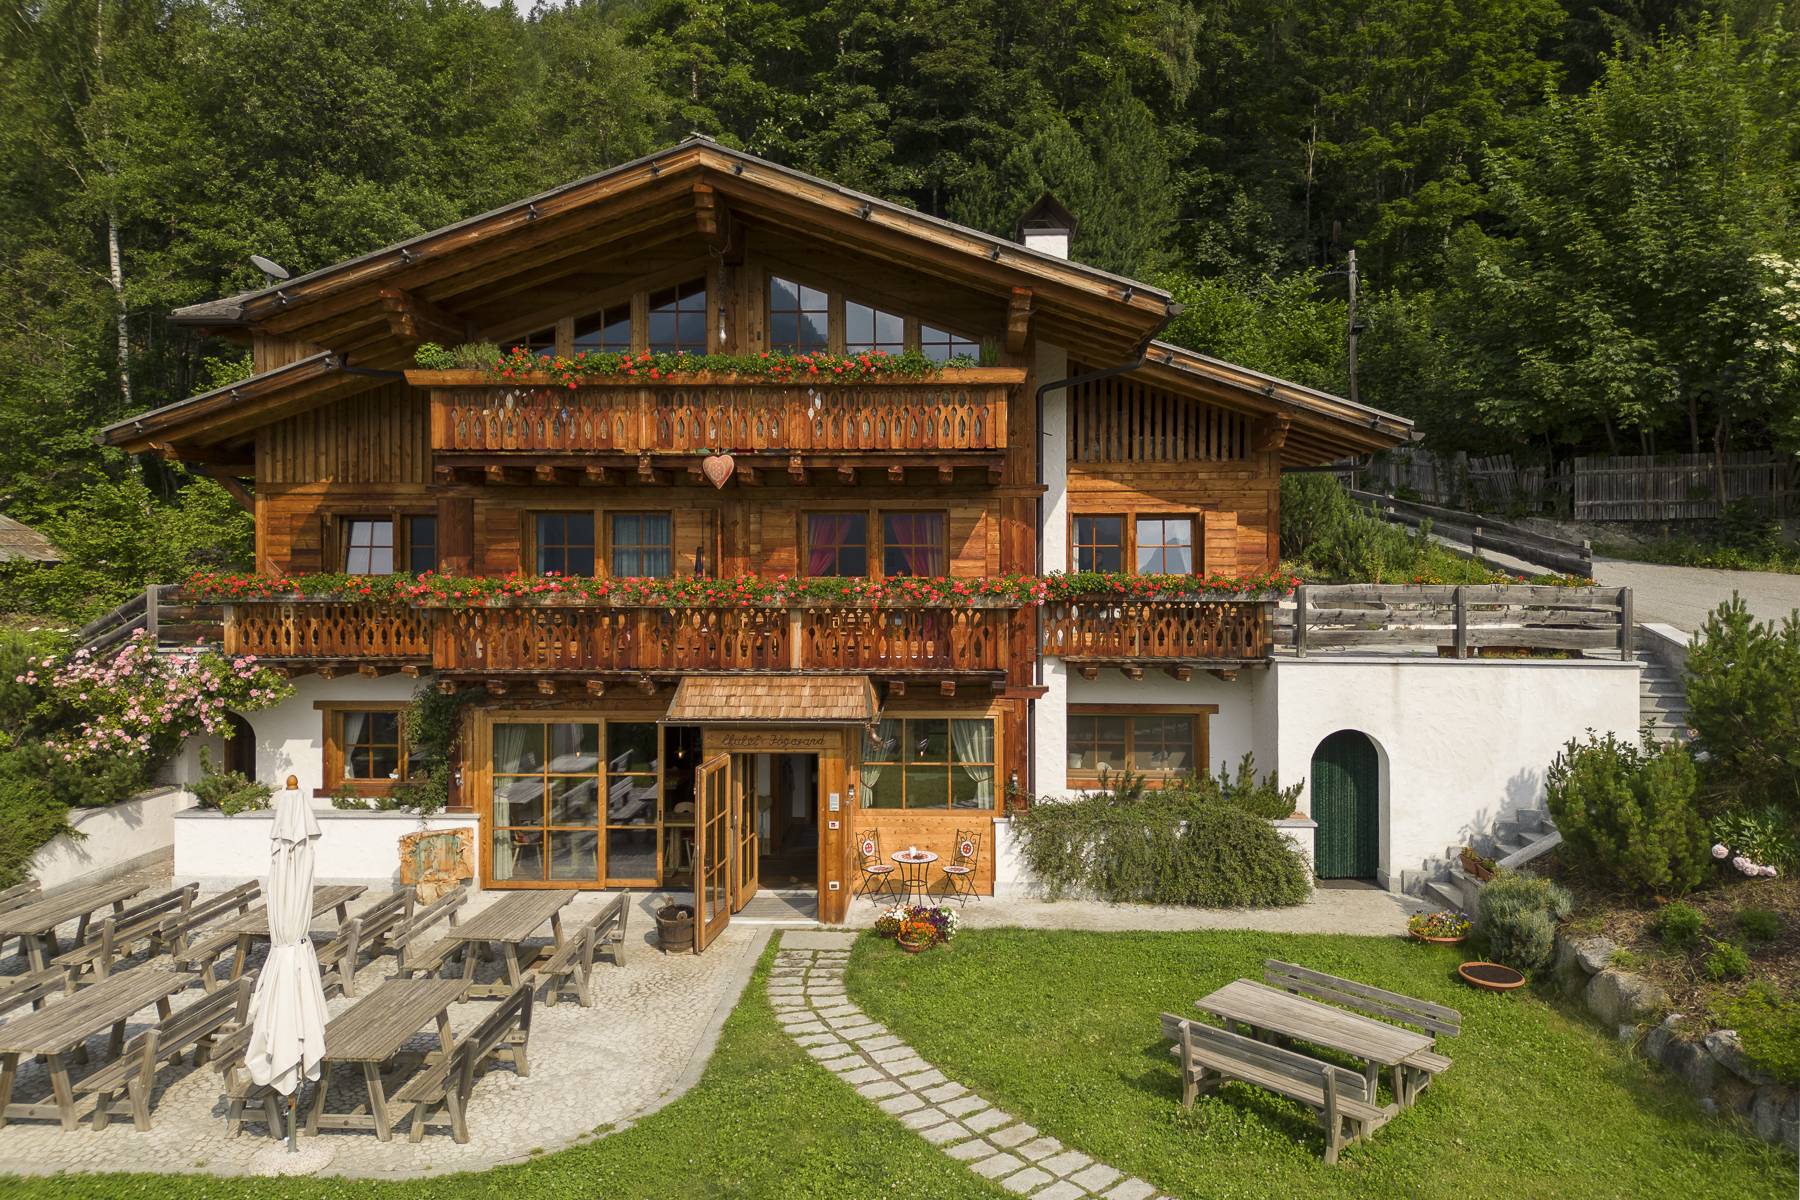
[438,497,474,575]
[1202,511,1238,575]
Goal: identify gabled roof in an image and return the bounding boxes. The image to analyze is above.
[0,514,60,564]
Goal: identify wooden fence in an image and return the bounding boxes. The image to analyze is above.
[1340,448,1800,521]
[1346,489,1593,576]
[1282,584,1633,658]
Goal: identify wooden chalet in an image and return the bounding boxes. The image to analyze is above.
[104,137,1409,939]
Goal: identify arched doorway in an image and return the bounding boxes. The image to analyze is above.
[1311,730,1380,879]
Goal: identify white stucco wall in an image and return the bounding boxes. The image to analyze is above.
[1270,657,1641,890]
[174,808,479,890]
[1038,339,1070,576]
[30,786,199,890]
[1052,669,1264,796]
[243,673,422,807]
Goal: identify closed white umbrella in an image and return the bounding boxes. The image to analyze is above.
[245,775,329,1150]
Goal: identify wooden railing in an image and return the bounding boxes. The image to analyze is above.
[801,607,1007,672]
[1283,584,1634,658]
[1039,600,1274,663]
[223,602,433,661]
[432,606,791,673]
[418,370,1018,457]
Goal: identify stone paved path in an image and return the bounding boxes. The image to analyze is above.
[770,939,1169,1200]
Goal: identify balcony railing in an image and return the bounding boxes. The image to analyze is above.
[411,369,1019,458]
[1039,600,1274,664]
[220,599,1018,675]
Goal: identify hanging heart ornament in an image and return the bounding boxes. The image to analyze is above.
[701,451,736,489]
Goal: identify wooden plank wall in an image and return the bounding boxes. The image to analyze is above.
[256,383,431,485]
[1065,460,1278,574]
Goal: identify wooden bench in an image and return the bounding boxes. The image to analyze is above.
[530,895,628,1008]
[394,984,533,1144]
[1161,1012,1389,1164]
[317,917,364,999]
[210,1023,282,1138]
[53,884,198,989]
[1264,959,1460,1102]
[0,967,64,1020]
[160,882,261,988]
[77,977,252,1132]
[0,881,42,960]
[390,886,468,981]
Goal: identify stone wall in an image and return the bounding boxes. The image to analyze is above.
[1554,931,1798,1150]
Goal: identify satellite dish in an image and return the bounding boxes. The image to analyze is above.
[250,254,290,281]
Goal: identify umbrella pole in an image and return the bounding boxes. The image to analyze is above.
[287,1088,299,1152]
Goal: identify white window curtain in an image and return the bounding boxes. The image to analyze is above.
[951,719,994,809]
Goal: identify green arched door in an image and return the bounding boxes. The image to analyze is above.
[1311,731,1380,879]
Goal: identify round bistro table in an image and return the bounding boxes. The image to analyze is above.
[890,849,939,907]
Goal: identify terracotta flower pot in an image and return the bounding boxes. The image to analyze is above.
[1458,961,1527,991]
[1411,933,1469,946]
[897,933,934,954]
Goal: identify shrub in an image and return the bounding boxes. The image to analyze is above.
[1164,753,1303,819]
[1544,731,1708,895]
[1710,983,1800,1084]
[1477,872,1573,970]
[1735,908,1782,942]
[1011,774,1310,907]
[1704,940,1751,981]
[1686,596,1800,820]
[1708,805,1798,872]
[190,747,272,816]
[1655,900,1706,948]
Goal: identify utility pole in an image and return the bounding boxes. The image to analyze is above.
[1345,248,1360,407]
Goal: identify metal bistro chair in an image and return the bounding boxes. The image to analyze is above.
[940,829,982,904]
[854,831,897,903]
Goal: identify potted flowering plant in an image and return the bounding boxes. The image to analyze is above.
[1459,845,1498,881]
[896,916,938,953]
[907,904,959,942]
[873,904,906,937]
[1408,910,1472,944]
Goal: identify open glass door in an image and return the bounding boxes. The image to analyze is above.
[732,755,760,911]
[694,753,732,952]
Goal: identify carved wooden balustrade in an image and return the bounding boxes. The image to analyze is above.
[224,602,433,661]
[432,606,791,673]
[800,607,1008,673]
[1039,600,1274,664]
[418,369,1017,457]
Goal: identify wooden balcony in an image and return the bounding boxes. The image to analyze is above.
[220,599,1018,678]
[1039,599,1275,672]
[412,370,1018,470]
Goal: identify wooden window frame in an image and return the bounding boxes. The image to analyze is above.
[325,507,436,577]
[526,508,600,578]
[801,509,872,579]
[880,510,950,578]
[1134,513,1198,575]
[802,507,949,580]
[482,258,720,358]
[608,510,676,579]
[1070,513,1126,574]
[766,273,831,353]
[1069,511,1203,576]
[857,713,1002,813]
[1065,704,1217,789]
[646,277,710,355]
[318,702,411,797]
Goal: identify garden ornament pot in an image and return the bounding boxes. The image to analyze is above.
[1458,961,1527,991]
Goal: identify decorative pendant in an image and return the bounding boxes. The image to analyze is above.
[701,452,736,489]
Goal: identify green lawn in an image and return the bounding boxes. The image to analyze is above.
[0,940,998,1200]
[850,928,1796,1200]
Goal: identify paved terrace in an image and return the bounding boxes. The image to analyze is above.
[0,884,763,1180]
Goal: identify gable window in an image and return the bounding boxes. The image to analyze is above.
[1136,517,1194,574]
[1072,515,1124,573]
[861,717,996,809]
[882,512,947,577]
[846,301,905,354]
[342,519,395,574]
[769,276,829,352]
[517,326,557,358]
[535,512,596,577]
[648,279,707,353]
[1066,708,1210,786]
[407,515,438,576]
[574,304,632,354]
[324,706,422,795]
[610,512,673,578]
[921,324,979,363]
[806,513,868,577]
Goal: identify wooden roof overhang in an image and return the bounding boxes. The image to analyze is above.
[98,351,375,457]
[1133,343,1414,468]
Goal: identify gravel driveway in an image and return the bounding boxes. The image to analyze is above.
[1592,557,1800,634]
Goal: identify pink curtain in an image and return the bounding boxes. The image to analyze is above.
[885,513,946,576]
[808,515,856,575]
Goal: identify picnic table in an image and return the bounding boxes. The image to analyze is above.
[304,976,467,1141]
[0,880,146,974]
[0,965,193,1129]
[447,891,574,1000]
[1196,978,1434,1113]
[214,884,367,980]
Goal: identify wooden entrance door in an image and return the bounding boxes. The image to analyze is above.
[694,753,732,952]
[1311,730,1380,879]
[731,754,760,911]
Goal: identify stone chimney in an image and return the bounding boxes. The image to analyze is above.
[1015,192,1077,260]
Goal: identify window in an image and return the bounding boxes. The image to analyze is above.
[611,512,673,578]
[806,513,868,577]
[1072,515,1124,573]
[648,279,707,353]
[516,326,557,358]
[407,515,438,576]
[604,722,659,881]
[769,276,829,352]
[861,717,995,809]
[882,512,947,577]
[846,301,905,354]
[535,512,596,577]
[574,304,632,354]
[1066,709,1209,784]
[342,519,395,574]
[491,721,601,883]
[325,707,420,794]
[1136,517,1194,575]
[920,324,979,363]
